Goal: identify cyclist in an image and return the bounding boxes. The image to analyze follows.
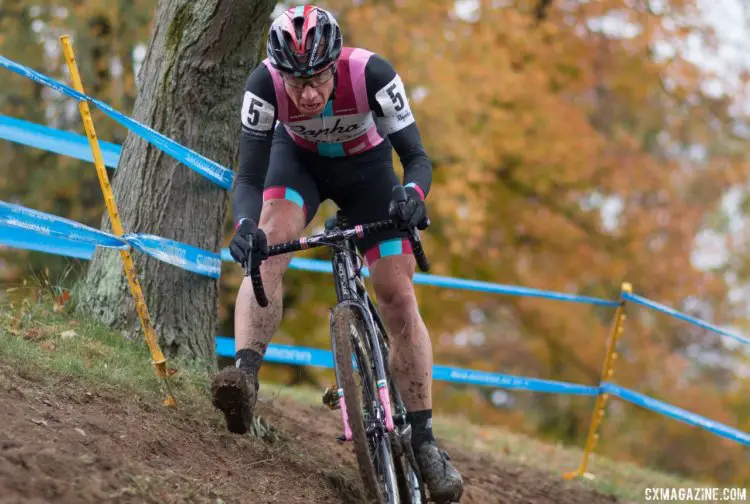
[211,5,463,502]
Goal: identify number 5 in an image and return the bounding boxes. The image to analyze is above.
[386,83,404,112]
[246,98,262,126]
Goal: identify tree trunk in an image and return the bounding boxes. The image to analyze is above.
[77,0,277,364]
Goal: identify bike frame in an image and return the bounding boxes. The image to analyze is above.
[327,213,399,439]
[245,186,430,503]
[325,212,424,504]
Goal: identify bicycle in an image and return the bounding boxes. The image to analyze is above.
[245,185,431,504]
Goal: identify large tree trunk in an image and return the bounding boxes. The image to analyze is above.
[77,0,276,364]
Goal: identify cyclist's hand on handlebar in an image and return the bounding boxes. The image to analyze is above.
[229,218,269,270]
[388,185,429,232]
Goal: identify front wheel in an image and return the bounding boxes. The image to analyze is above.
[331,304,400,504]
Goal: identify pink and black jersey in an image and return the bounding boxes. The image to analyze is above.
[233,47,432,224]
[264,47,386,157]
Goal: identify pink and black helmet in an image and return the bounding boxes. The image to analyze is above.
[266,5,343,77]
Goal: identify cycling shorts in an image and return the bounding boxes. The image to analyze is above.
[263,124,412,266]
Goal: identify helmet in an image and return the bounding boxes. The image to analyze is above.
[266,5,344,77]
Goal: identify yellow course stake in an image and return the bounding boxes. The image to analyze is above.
[564,282,631,480]
[60,35,176,407]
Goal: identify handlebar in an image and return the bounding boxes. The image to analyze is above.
[244,187,430,307]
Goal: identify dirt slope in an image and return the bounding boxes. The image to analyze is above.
[0,362,623,504]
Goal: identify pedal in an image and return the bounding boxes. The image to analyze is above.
[322,385,340,410]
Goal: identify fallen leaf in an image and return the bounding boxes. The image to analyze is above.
[31,418,48,427]
[23,329,41,341]
[75,428,86,437]
[39,341,56,352]
[55,291,70,306]
[60,330,77,339]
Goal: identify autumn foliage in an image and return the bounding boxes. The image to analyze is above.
[1,0,749,486]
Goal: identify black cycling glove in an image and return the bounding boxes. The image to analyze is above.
[389,186,429,231]
[229,218,269,270]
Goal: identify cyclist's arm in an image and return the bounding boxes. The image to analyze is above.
[366,54,432,200]
[233,64,278,227]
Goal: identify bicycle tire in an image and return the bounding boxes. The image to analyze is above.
[393,440,414,504]
[396,435,427,504]
[332,305,385,504]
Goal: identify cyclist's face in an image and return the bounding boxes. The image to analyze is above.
[284,67,335,117]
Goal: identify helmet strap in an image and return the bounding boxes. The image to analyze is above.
[329,67,339,101]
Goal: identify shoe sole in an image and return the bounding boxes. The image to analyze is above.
[211,368,253,435]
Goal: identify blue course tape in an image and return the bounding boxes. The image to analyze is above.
[410,273,619,307]
[220,248,617,306]
[217,338,336,368]
[124,233,221,279]
[600,382,750,446]
[0,222,96,260]
[216,337,597,395]
[0,55,86,101]
[0,201,221,278]
[91,99,234,190]
[0,56,234,190]
[0,115,121,168]
[623,292,750,347]
[432,365,598,395]
[0,201,128,250]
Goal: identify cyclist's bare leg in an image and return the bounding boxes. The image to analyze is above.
[370,253,464,502]
[212,199,305,434]
[368,254,432,412]
[234,199,306,357]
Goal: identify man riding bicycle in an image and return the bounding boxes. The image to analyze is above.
[211,6,463,502]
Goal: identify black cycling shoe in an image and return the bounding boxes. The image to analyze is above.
[415,440,464,503]
[211,367,258,435]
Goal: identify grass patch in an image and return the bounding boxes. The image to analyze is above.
[0,286,291,445]
[0,286,211,408]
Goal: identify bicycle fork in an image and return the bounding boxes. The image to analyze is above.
[360,302,396,433]
[328,300,395,440]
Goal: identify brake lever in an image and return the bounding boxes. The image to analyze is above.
[243,234,254,277]
[242,233,269,307]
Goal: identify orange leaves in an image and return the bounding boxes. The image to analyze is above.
[54,290,71,313]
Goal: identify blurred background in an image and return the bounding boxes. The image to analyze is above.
[1,0,749,486]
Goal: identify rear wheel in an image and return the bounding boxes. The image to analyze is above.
[332,304,400,504]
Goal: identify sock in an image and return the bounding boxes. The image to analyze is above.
[235,348,263,392]
[407,409,435,448]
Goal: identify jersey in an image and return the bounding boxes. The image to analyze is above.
[232,47,433,226]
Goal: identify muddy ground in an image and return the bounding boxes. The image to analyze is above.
[0,363,624,504]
